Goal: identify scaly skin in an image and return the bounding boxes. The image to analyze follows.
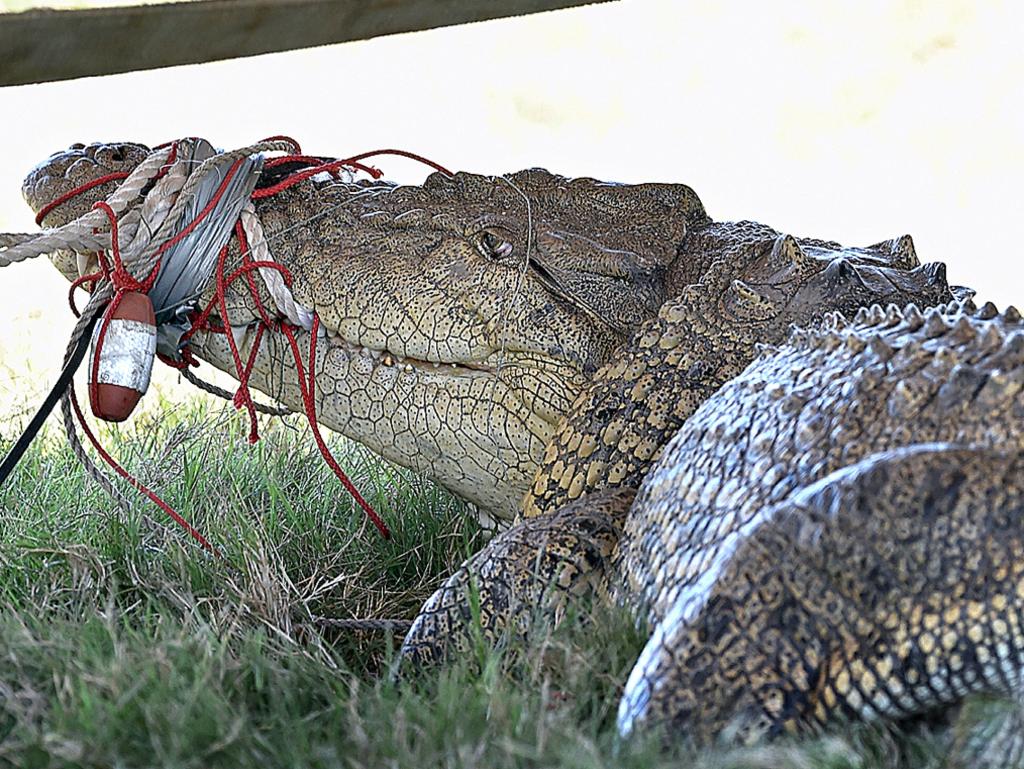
[522,223,935,517]
[23,142,707,518]
[619,444,1024,743]
[614,298,1024,741]
[405,298,1024,747]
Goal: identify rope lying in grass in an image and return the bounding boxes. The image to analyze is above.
[1,136,453,556]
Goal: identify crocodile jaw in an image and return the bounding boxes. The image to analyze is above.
[191,323,576,518]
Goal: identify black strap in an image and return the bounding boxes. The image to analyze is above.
[0,314,98,487]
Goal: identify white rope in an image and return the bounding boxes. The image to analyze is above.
[0,139,297,277]
[240,201,313,329]
[119,155,191,262]
[0,144,175,268]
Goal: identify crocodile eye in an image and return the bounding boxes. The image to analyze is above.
[478,228,515,260]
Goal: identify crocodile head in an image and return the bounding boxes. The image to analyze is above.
[23,141,710,518]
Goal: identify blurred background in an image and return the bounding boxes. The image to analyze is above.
[1,0,1021,417]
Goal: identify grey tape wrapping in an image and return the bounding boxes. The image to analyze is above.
[148,145,265,358]
[88,318,158,391]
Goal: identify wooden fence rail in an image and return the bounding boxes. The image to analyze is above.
[0,0,614,86]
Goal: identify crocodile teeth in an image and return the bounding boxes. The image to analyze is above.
[76,251,93,279]
[381,353,394,366]
[867,305,886,325]
[883,304,903,327]
[1004,306,1022,323]
[229,325,248,351]
[854,306,871,325]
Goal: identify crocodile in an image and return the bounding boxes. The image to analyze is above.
[19,140,972,746]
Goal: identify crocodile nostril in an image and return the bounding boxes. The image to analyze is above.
[70,142,85,150]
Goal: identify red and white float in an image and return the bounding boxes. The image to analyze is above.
[88,291,157,422]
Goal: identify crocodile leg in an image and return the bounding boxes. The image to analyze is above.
[399,488,634,666]
[618,445,1024,745]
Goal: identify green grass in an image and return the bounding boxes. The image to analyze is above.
[0,397,1003,767]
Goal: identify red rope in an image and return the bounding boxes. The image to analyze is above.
[68,269,102,317]
[92,201,162,292]
[87,202,164,417]
[281,319,391,539]
[151,158,245,262]
[252,149,451,200]
[35,172,130,226]
[69,387,219,556]
[342,149,453,177]
[252,158,383,199]
[264,155,326,169]
[48,138,452,549]
[213,243,261,444]
[73,202,219,555]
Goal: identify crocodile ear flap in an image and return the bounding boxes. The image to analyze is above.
[728,278,778,321]
[771,234,817,278]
